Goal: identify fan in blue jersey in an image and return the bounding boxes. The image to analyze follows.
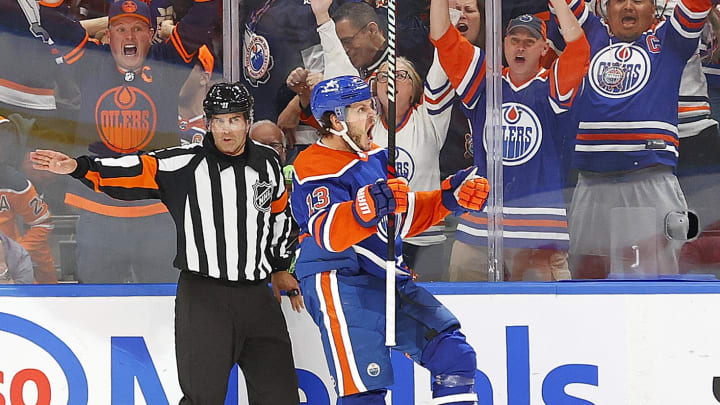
[430,0,590,281]
[290,75,489,405]
[547,0,715,278]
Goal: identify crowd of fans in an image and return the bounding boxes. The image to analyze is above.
[0,0,719,283]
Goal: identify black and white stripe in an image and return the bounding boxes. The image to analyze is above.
[77,139,293,283]
[162,141,291,282]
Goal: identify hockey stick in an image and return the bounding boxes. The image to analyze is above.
[385,0,397,347]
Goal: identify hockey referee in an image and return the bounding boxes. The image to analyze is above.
[30,82,302,404]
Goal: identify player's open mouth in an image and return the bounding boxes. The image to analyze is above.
[124,44,138,56]
[457,22,468,33]
[514,55,526,63]
[622,16,637,26]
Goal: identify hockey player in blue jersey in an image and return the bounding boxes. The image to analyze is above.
[290,75,490,405]
[547,0,715,278]
[430,0,590,281]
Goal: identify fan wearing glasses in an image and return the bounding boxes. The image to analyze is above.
[313,0,388,79]
[370,57,456,280]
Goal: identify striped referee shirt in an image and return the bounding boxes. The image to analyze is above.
[69,135,293,282]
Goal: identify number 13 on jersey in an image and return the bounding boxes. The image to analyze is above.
[306,186,330,216]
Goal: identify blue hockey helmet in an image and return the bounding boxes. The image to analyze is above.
[310,75,371,126]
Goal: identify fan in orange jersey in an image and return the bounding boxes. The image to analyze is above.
[0,116,56,283]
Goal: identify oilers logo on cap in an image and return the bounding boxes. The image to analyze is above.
[484,103,542,166]
[589,43,651,99]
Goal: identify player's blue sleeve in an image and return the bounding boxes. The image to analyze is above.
[660,0,711,60]
[291,177,375,253]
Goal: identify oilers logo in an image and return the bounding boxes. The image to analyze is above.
[589,44,650,99]
[95,85,157,154]
[243,32,274,87]
[484,103,542,166]
[393,147,415,182]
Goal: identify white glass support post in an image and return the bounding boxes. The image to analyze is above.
[223,0,241,82]
[484,0,503,282]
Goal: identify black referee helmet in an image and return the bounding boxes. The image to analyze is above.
[203,82,255,123]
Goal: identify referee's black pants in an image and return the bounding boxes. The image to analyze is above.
[175,271,300,404]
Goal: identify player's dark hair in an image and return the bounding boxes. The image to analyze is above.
[317,112,337,137]
[333,2,387,35]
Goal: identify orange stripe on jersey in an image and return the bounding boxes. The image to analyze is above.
[39,0,64,7]
[64,49,85,65]
[298,232,310,243]
[271,190,288,213]
[464,216,568,228]
[535,11,550,21]
[84,155,160,192]
[462,59,485,106]
[65,193,168,217]
[681,0,712,13]
[198,45,214,74]
[577,133,680,146]
[678,105,710,112]
[424,86,454,105]
[572,0,585,17]
[170,27,195,63]
[64,32,89,63]
[675,11,706,29]
[0,78,54,96]
[320,272,360,396]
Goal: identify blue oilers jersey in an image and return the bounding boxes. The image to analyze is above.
[240,0,345,121]
[39,0,217,215]
[290,142,451,280]
[432,24,589,250]
[0,0,62,111]
[548,0,712,172]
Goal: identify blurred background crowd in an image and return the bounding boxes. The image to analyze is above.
[1,0,718,284]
